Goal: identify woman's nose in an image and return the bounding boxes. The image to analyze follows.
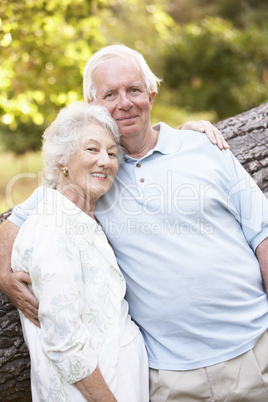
[97,151,111,168]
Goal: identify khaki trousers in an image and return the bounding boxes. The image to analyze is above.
[149,330,268,402]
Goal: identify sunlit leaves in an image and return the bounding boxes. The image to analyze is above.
[0,0,107,154]
[0,0,267,153]
[162,17,268,119]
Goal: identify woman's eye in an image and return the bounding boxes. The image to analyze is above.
[87,148,98,152]
[109,153,117,158]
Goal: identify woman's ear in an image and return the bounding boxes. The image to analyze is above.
[62,168,69,177]
[58,163,68,177]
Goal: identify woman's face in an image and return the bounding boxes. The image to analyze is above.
[63,123,119,208]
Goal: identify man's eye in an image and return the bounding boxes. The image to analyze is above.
[104,92,115,99]
[130,88,140,93]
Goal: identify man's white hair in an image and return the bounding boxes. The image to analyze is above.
[83,44,162,102]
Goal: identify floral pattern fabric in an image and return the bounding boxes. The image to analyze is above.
[11,188,142,401]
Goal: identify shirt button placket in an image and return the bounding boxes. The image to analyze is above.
[136,163,145,183]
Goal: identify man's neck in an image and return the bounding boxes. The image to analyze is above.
[123,127,159,160]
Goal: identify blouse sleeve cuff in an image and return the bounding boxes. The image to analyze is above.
[52,347,98,384]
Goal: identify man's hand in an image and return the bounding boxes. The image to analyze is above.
[2,270,40,327]
[0,219,40,327]
[178,120,229,150]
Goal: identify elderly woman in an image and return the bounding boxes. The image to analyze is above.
[11,101,149,401]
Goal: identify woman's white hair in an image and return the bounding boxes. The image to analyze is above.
[42,101,123,188]
[83,44,162,102]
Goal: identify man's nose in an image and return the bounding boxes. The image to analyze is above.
[118,92,133,110]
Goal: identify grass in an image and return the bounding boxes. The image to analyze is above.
[0,151,43,214]
[151,100,217,128]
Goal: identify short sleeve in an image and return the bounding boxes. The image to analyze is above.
[222,150,268,251]
[8,186,45,227]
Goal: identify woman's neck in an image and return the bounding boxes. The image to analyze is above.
[56,183,97,221]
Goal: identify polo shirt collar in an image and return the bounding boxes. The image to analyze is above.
[152,122,181,155]
[124,122,181,162]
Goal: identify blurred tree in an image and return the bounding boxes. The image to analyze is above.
[165,0,268,29]
[215,0,268,28]
[98,0,268,120]
[1,0,267,153]
[0,0,107,154]
[162,17,268,119]
[97,0,175,75]
[165,0,218,25]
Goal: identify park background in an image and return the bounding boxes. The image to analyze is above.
[0,0,267,213]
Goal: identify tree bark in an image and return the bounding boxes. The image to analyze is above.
[0,298,31,401]
[0,101,267,401]
[215,101,268,197]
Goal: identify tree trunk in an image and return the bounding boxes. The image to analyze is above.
[0,101,267,401]
[215,101,268,197]
[0,298,31,401]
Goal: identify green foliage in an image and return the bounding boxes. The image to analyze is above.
[162,17,268,119]
[0,0,267,153]
[215,0,268,28]
[0,0,107,154]
[98,0,175,74]
[98,0,268,120]
[166,0,268,29]
[151,95,217,127]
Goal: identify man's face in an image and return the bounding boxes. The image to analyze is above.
[92,57,156,143]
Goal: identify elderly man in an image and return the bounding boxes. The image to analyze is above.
[1,45,268,401]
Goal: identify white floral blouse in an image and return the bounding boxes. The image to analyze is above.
[11,188,139,401]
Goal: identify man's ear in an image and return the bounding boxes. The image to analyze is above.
[149,92,156,108]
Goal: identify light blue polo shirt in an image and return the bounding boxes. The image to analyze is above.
[9,123,268,370]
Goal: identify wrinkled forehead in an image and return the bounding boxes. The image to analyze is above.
[76,122,117,146]
[97,53,141,70]
[93,54,144,84]
[76,121,108,138]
